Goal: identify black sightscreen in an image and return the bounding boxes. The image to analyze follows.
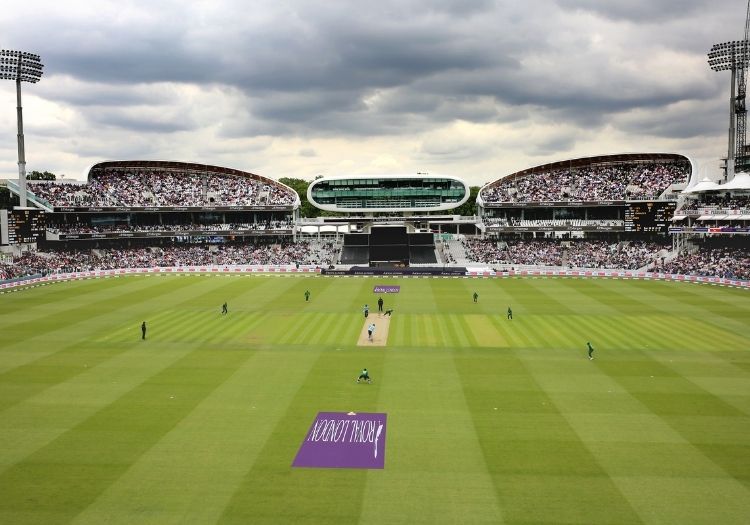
[344,234,370,246]
[370,227,408,245]
[370,244,409,261]
[341,246,370,264]
[408,233,434,245]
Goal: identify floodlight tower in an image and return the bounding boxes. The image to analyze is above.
[708,1,750,178]
[0,49,44,207]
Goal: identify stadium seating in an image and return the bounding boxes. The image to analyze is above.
[483,218,624,228]
[2,238,746,281]
[460,238,670,270]
[656,240,749,280]
[47,220,294,235]
[481,162,690,203]
[0,241,338,280]
[28,169,296,208]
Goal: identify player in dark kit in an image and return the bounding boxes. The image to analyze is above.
[357,368,372,384]
[587,342,595,360]
[305,290,310,302]
[141,321,147,340]
[222,302,228,315]
[473,292,478,303]
[507,306,512,320]
[377,297,384,313]
[384,309,394,316]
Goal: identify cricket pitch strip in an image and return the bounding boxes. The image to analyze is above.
[357,315,391,346]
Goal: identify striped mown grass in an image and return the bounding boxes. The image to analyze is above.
[0,274,748,524]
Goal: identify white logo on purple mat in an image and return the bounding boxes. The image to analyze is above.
[292,412,387,469]
[373,285,400,293]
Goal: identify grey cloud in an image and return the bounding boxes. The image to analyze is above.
[557,0,711,22]
[614,98,727,139]
[85,108,197,134]
[298,148,317,157]
[375,90,526,125]
[29,2,506,92]
[376,0,496,17]
[35,78,173,108]
[62,138,161,160]
[250,91,367,123]
[0,0,734,179]
[528,135,578,157]
[417,132,497,161]
[25,122,72,139]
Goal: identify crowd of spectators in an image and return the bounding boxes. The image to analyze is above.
[678,194,750,213]
[565,240,668,269]
[27,169,296,208]
[0,253,52,281]
[0,241,338,280]
[26,182,114,207]
[4,238,747,282]
[461,238,669,269]
[483,218,623,228]
[481,162,689,203]
[463,239,563,266]
[657,244,750,280]
[47,220,294,235]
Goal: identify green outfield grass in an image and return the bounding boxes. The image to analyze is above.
[0,274,749,524]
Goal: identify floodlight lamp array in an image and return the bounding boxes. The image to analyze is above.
[708,40,750,71]
[0,49,43,82]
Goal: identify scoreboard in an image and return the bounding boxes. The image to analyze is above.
[0,209,46,245]
[624,201,676,233]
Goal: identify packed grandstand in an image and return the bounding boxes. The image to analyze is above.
[2,238,748,282]
[1,154,749,285]
[479,155,690,203]
[26,161,297,209]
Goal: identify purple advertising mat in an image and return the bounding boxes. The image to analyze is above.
[373,285,400,293]
[292,412,387,469]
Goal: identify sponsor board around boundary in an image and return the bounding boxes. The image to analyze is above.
[0,268,747,290]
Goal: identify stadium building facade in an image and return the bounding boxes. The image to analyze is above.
[308,174,469,213]
[305,174,472,267]
[3,155,746,280]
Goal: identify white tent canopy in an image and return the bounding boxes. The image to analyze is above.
[682,177,722,194]
[721,172,750,191]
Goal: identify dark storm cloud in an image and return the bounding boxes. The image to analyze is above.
[0,0,735,174]
[614,98,727,139]
[85,108,196,134]
[250,91,367,123]
[415,66,716,122]
[32,2,504,92]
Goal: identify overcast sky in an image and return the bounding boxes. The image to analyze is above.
[0,0,744,186]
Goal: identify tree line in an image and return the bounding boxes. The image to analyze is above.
[1,171,57,209]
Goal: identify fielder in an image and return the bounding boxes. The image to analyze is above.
[357,368,372,384]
